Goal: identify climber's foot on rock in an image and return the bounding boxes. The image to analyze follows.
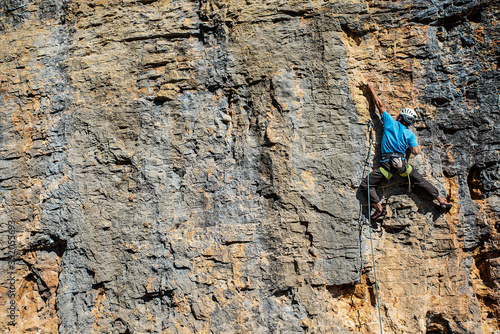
[371,208,387,220]
[440,201,452,211]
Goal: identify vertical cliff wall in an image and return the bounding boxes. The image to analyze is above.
[0,0,499,333]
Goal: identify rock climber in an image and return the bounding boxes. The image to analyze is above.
[360,81,453,220]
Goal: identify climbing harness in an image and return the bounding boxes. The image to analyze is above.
[366,120,384,334]
[379,151,412,192]
[379,164,412,192]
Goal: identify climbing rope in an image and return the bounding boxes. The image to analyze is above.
[366,120,384,334]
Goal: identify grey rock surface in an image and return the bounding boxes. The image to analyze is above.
[0,0,499,333]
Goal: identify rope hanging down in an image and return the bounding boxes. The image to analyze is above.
[366,120,384,334]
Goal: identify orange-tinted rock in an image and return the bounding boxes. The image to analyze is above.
[0,0,499,333]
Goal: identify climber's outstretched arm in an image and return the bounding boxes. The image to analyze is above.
[367,82,385,117]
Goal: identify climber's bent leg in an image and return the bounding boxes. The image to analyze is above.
[408,169,439,199]
[360,168,386,204]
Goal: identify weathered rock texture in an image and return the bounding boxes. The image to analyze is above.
[0,0,499,333]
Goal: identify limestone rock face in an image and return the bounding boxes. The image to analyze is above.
[0,0,499,333]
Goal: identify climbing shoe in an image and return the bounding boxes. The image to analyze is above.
[371,208,387,220]
[440,201,452,211]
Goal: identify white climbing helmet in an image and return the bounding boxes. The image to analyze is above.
[399,108,417,124]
